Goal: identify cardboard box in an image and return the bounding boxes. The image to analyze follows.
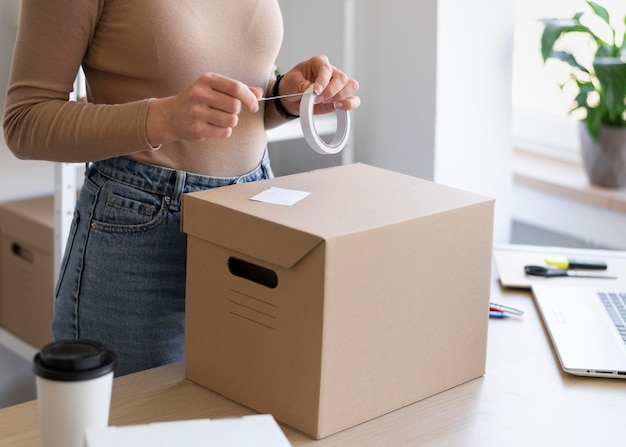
[0,195,54,348]
[182,163,494,438]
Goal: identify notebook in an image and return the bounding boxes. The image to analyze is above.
[531,284,626,379]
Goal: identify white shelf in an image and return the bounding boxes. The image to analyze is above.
[0,328,38,362]
[266,115,337,142]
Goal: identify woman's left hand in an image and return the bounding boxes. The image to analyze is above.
[275,55,361,116]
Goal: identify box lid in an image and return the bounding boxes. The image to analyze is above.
[182,163,492,268]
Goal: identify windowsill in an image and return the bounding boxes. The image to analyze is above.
[513,149,626,215]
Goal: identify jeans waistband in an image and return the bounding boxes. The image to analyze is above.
[90,150,271,198]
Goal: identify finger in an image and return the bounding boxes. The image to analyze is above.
[317,71,351,104]
[202,107,239,129]
[183,90,241,137]
[249,86,264,100]
[334,95,361,111]
[183,103,238,140]
[310,56,333,96]
[197,73,260,113]
[327,79,360,103]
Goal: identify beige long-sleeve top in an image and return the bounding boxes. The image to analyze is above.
[3,0,284,176]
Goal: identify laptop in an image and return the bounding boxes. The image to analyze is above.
[531,283,626,379]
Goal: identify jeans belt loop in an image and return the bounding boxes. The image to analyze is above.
[168,170,187,210]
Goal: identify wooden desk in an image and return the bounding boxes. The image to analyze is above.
[2,281,626,446]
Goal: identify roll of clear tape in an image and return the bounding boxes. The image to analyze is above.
[299,84,351,155]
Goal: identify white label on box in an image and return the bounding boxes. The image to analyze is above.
[250,187,310,206]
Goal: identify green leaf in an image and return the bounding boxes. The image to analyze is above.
[548,51,589,73]
[593,57,626,125]
[585,106,604,139]
[622,16,626,54]
[540,2,626,141]
[587,1,610,25]
[540,19,587,61]
[571,80,594,115]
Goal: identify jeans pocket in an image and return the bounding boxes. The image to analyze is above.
[91,180,167,233]
[103,193,157,226]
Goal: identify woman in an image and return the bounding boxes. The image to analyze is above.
[3,0,360,376]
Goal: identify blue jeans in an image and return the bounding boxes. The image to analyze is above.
[52,152,274,376]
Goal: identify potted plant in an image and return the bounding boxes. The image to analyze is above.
[540,1,626,187]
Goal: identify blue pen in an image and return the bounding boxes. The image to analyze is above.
[489,311,509,319]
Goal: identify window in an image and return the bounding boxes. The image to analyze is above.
[512,0,625,161]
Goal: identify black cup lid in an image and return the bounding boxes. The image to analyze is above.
[33,339,116,382]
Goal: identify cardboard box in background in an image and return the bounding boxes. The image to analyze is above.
[0,196,54,348]
[182,163,495,439]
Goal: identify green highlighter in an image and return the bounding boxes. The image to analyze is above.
[545,256,608,270]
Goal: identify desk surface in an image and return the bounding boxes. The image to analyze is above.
[2,280,626,447]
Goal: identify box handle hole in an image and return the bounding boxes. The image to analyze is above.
[228,257,278,289]
[11,243,34,263]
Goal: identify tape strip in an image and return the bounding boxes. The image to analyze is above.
[299,85,351,155]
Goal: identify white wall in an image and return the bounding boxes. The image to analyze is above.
[353,0,514,244]
[353,1,438,181]
[0,0,55,203]
[434,0,514,244]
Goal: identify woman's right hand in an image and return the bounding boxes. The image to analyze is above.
[145,73,262,147]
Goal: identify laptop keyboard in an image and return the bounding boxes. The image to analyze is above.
[598,292,626,343]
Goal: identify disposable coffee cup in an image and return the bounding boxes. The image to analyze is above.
[33,339,116,447]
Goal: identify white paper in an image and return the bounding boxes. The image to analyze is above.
[250,187,310,206]
[85,414,292,447]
